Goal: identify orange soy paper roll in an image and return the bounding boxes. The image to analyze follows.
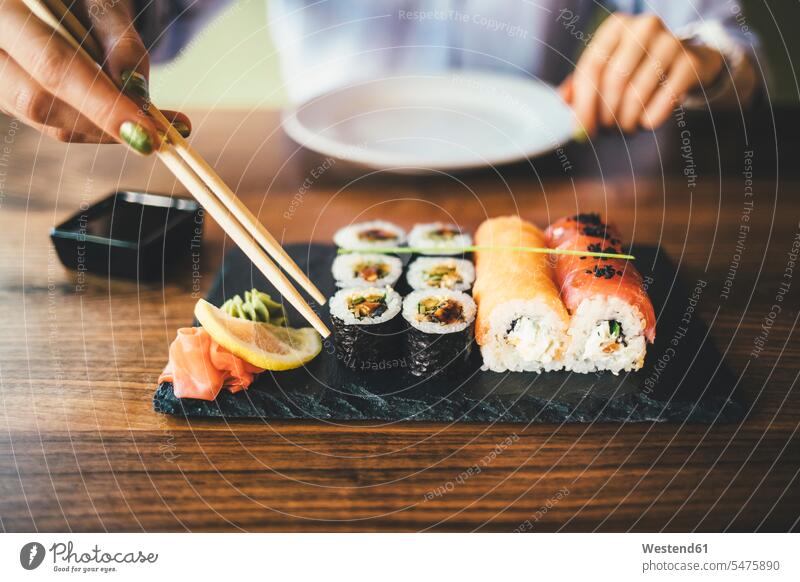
[472,216,570,373]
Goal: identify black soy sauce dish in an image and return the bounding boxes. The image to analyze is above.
[50,191,203,281]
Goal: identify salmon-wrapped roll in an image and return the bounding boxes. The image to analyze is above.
[550,219,656,374]
[473,216,570,372]
[545,212,622,248]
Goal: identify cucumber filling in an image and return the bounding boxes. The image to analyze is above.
[423,264,463,289]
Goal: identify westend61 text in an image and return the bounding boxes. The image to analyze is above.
[642,543,708,554]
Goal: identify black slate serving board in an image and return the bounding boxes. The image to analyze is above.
[154,244,744,423]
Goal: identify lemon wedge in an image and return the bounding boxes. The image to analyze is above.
[194,299,322,371]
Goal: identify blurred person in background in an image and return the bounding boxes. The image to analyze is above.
[0,0,761,154]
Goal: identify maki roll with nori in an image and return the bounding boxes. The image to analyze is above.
[402,289,476,378]
[408,222,471,255]
[329,286,403,370]
[333,220,406,250]
[332,253,403,288]
[407,257,475,292]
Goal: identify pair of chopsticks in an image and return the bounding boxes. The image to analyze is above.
[23,0,331,337]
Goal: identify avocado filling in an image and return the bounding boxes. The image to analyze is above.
[423,264,463,289]
[354,261,389,282]
[417,297,464,324]
[347,292,388,319]
[357,228,396,242]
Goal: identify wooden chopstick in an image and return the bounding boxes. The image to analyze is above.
[23,0,332,337]
[41,0,103,62]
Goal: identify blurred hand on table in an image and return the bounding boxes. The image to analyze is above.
[561,12,727,137]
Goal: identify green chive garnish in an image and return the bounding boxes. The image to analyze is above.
[337,245,635,261]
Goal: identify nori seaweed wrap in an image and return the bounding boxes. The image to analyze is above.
[329,286,403,370]
[402,289,476,378]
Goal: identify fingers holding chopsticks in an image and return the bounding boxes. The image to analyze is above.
[0,0,187,151]
[0,49,107,141]
[0,48,189,144]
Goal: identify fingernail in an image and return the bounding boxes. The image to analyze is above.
[120,121,153,155]
[171,121,191,138]
[121,70,149,100]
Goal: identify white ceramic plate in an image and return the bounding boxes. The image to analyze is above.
[281,72,578,173]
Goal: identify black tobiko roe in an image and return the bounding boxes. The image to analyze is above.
[572,213,603,225]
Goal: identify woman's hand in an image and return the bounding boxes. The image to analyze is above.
[561,13,724,137]
[0,0,189,153]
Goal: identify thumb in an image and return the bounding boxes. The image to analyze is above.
[87,0,150,96]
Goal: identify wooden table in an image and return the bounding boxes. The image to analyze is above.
[1,106,798,532]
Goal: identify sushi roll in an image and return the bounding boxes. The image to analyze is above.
[329,286,403,369]
[408,222,472,255]
[333,220,406,250]
[406,257,475,292]
[331,253,403,288]
[472,216,570,373]
[402,289,476,377]
[549,220,656,375]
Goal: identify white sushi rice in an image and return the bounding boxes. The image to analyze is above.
[563,296,648,374]
[408,222,472,255]
[402,289,476,334]
[406,257,475,292]
[333,220,406,250]
[329,286,402,325]
[331,253,403,288]
[479,300,568,373]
